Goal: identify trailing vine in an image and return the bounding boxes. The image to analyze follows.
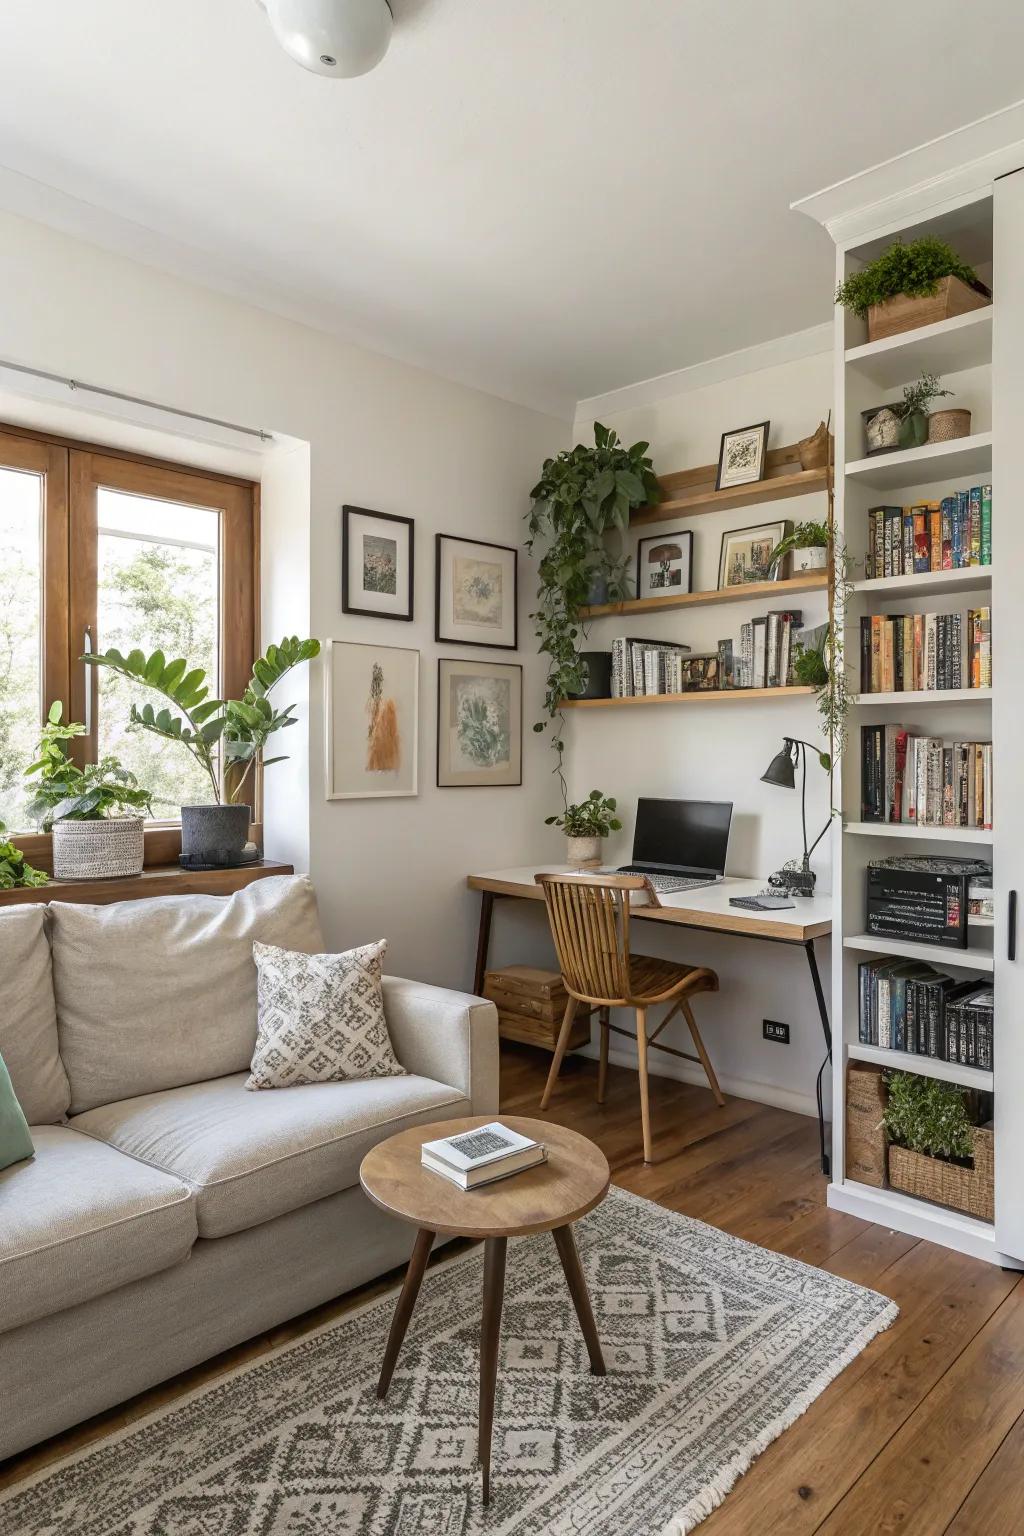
[526,423,660,804]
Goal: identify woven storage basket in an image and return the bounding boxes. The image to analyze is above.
[927,408,972,444]
[888,1126,994,1222]
[52,817,145,881]
[845,1061,887,1188]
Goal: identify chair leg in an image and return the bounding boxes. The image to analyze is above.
[635,1005,653,1163]
[540,995,579,1110]
[597,1006,610,1105]
[682,998,725,1108]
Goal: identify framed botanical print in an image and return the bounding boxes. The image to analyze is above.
[635,528,693,599]
[325,640,419,799]
[715,421,769,491]
[718,519,790,589]
[437,658,522,787]
[342,506,414,621]
[435,534,517,649]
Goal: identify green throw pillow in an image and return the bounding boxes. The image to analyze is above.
[0,1052,34,1171]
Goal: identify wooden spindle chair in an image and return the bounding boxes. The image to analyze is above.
[535,872,722,1163]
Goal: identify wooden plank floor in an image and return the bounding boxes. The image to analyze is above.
[3,1044,1023,1535]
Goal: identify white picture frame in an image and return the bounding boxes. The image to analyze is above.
[325,640,419,799]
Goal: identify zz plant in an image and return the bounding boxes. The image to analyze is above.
[527,423,660,797]
[84,636,320,805]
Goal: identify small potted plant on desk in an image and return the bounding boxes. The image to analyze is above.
[545,789,622,868]
[85,636,320,870]
[767,521,830,575]
[24,703,153,880]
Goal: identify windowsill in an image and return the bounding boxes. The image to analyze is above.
[8,821,264,875]
[0,856,290,907]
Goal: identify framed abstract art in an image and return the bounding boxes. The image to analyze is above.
[435,534,517,649]
[436,657,522,787]
[714,421,769,491]
[635,528,693,599]
[325,640,419,798]
[342,506,414,621]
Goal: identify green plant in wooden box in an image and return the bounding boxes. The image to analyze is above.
[835,236,987,343]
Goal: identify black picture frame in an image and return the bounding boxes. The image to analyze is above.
[436,657,523,788]
[714,420,770,492]
[635,528,694,600]
[342,505,414,621]
[434,533,518,650]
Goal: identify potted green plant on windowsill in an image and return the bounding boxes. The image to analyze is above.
[835,235,990,342]
[767,521,830,575]
[545,790,623,867]
[84,636,320,869]
[24,703,153,880]
[0,823,47,891]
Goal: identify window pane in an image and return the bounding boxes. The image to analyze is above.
[0,467,42,833]
[97,489,220,819]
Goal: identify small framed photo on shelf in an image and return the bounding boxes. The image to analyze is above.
[435,534,517,649]
[635,528,693,600]
[718,519,790,590]
[715,420,770,491]
[437,657,522,787]
[342,506,414,621]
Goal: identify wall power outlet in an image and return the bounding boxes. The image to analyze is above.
[763,1019,790,1044]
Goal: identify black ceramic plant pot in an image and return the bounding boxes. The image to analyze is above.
[179,803,253,871]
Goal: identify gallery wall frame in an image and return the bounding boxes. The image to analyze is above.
[325,639,420,799]
[435,533,518,650]
[436,656,523,788]
[342,505,415,622]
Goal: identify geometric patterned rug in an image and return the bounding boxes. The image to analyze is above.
[0,1187,898,1536]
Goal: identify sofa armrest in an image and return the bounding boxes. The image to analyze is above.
[381,977,499,1114]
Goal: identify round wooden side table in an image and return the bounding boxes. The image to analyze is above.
[359,1114,610,1505]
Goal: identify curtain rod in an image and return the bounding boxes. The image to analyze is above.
[0,359,273,443]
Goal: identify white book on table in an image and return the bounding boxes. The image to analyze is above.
[420,1122,547,1189]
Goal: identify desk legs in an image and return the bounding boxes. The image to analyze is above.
[473,890,495,995]
[803,938,832,1178]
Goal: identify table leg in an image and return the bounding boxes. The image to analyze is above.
[377,1227,434,1399]
[804,938,832,1178]
[479,1235,507,1506]
[473,890,495,996]
[552,1223,606,1376]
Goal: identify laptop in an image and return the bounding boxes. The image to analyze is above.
[617,797,733,894]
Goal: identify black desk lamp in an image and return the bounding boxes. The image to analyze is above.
[761,737,831,896]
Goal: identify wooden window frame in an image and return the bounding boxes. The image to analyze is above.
[1,422,259,864]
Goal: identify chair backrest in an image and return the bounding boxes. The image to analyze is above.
[535,872,650,1005]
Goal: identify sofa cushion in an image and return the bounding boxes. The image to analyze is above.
[0,1124,196,1334]
[0,906,70,1124]
[0,1053,34,1172]
[51,874,324,1114]
[71,1072,469,1239]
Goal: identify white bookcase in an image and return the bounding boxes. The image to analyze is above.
[795,119,1024,1267]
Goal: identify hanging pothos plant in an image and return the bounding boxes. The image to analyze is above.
[526,423,660,798]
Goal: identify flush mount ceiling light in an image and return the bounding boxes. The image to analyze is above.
[258,0,392,77]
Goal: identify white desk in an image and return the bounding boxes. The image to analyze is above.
[467,864,833,1172]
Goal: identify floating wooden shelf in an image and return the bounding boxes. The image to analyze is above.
[560,685,816,710]
[579,570,828,619]
[630,439,830,526]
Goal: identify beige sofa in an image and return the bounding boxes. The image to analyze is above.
[0,875,498,1462]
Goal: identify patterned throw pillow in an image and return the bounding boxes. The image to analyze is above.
[247,940,406,1090]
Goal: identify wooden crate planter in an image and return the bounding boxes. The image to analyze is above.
[845,1061,887,1188]
[887,1126,994,1223]
[867,275,991,342]
[484,965,591,1053]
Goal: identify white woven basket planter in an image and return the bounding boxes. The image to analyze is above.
[51,817,145,881]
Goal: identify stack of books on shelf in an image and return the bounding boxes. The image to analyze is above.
[611,636,691,697]
[857,607,991,692]
[736,609,804,689]
[865,855,990,949]
[420,1122,547,1190]
[860,725,993,828]
[866,486,992,579]
[857,961,994,1069]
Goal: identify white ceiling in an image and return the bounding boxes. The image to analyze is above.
[1,1,1023,416]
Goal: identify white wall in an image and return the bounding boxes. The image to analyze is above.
[0,210,566,989]
[568,339,834,1115]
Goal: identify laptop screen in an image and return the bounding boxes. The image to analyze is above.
[631,798,733,875]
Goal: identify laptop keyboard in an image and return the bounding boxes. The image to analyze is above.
[618,868,716,894]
